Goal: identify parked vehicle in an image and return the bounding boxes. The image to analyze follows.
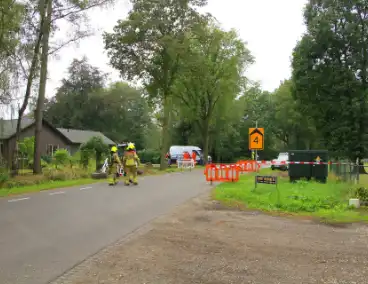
[271,152,289,171]
[168,145,211,165]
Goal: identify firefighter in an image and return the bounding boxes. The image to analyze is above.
[108,145,122,185]
[123,142,140,185]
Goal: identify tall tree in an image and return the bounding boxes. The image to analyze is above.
[32,0,114,173]
[270,80,318,150]
[0,0,24,105]
[44,57,106,128]
[103,0,208,170]
[291,0,368,164]
[173,23,253,163]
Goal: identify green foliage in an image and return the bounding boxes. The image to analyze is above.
[0,171,9,185]
[291,0,368,160]
[103,0,208,169]
[18,136,35,167]
[43,58,151,149]
[354,187,368,202]
[137,149,161,164]
[0,0,24,104]
[80,136,109,170]
[172,22,253,163]
[53,149,70,168]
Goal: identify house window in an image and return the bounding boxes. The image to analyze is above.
[46,144,59,156]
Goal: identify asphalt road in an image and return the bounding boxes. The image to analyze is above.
[0,170,210,284]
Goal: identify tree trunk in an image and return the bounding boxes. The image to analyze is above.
[202,117,210,165]
[159,94,171,170]
[33,0,52,174]
[11,18,44,175]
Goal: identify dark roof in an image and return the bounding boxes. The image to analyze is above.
[0,118,115,145]
[0,117,34,139]
[57,128,115,145]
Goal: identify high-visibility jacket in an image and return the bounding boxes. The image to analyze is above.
[123,150,140,166]
[110,152,122,166]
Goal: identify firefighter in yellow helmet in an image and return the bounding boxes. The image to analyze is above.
[108,145,122,185]
[122,142,140,185]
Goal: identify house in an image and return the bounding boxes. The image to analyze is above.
[0,117,116,163]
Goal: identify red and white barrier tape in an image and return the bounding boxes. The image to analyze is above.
[256,161,355,165]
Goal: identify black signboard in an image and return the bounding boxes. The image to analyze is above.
[254,175,278,191]
[255,175,277,185]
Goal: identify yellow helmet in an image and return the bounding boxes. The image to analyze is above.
[126,142,135,150]
[111,146,117,152]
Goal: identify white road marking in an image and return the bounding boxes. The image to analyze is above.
[8,197,30,203]
[49,191,65,195]
[80,186,92,190]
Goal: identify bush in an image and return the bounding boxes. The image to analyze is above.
[41,155,52,164]
[138,149,161,164]
[0,171,9,185]
[354,187,368,202]
[53,149,70,168]
[43,167,89,181]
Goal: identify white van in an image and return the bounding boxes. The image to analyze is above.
[169,145,209,165]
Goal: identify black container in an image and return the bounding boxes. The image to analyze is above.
[288,150,328,183]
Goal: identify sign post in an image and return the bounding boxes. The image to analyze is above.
[249,127,264,172]
[254,175,280,205]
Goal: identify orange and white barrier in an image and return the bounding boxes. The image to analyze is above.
[204,163,240,183]
[236,160,260,173]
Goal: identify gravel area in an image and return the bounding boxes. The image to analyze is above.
[53,193,368,284]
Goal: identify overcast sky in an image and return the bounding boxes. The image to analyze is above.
[46,0,307,98]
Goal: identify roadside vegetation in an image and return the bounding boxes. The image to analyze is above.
[214,169,368,223]
[0,135,184,197]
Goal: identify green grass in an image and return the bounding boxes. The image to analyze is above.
[0,178,100,197]
[0,164,191,198]
[214,168,368,223]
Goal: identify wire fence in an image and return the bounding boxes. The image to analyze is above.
[329,161,368,184]
[0,155,34,175]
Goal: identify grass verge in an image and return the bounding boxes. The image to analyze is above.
[213,168,368,223]
[0,164,196,197]
[0,178,100,197]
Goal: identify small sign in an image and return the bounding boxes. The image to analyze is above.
[249,128,264,150]
[255,175,277,185]
[315,156,321,162]
[254,175,279,204]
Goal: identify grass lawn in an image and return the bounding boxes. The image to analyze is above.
[214,168,368,223]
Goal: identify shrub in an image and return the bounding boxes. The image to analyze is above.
[41,155,52,164]
[43,167,89,181]
[53,149,70,168]
[80,136,109,171]
[138,149,161,164]
[354,186,368,202]
[0,171,9,185]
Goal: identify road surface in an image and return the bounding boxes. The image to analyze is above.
[0,170,210,284]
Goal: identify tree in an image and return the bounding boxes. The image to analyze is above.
[44,57,106,128]
[0,0,24,105]
[103,0,208,170]
[270,80,318,150]
[44,59,152,149]
[173,23,253,163]
[291,0,368,165]
[31,0,114,174]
